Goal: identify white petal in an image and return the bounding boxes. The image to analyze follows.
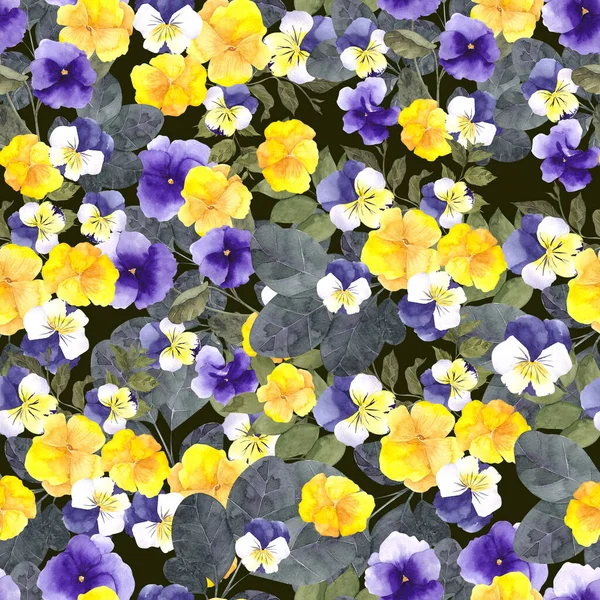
[436,462,465,498]
[407,272,435,304]
[36,233,59,255]
[132,521,159,549]
[340,47,360,72]
[71,478,96,510]
[49,126,79,153]
[329,203,361,232]
[97,383,119,405]
[448,389,471,411]
[19,373,50,397]
[447,96,475,119]
[59,328,89,360]
[431,360,453,383]
[159,318,185,336]
[537,342,573,380]
[230,105,253,131]
[203,86,225,110]
[168,6,202,52]
[133,4,163,37]
[23,306,53,340]
[77,203,100,223]
[262,537,290,573]
[347,278,372,305]
[433,303,462,331]
[354,168,386,194]
[350,373,382,398]
[521,261,557,290]
[159,349,183,372]
[235,532,261,559]
[492,336,530,374]
[261,286,277,305]
[528,90,552,117]
[97,511,126,537]
[370,29,388,52]
[18,202,41,226]
[317,273,342,301]
[158,493,184,519]
[538,215,570,240]
[223,413,251,441]
[472,484,502,517]
[0,410,25,437]
[558,68,578,93]
[103,415,127,435]
[334,417,369,447]
[280,10,314,36]
[78,150,105,177]
[433,178,456,199]
[288,61,314,84]
[473,122,497,146]
[552,564,600,598]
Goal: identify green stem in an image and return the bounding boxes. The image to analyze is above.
[221,561,243,597]
[371,489,409,518]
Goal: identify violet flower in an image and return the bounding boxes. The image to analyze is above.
[542,0,600,55]
[377,0,441,20]
[139,584,194,600]
[0,0,26,54]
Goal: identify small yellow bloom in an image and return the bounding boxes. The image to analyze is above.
[257,120,319,194]
[0,134,63,199]
[0,244,51,336]
[168,444,246,505]
[438,223,507,292]
[399,99,452,162]
[360,208,441,291]
[0,475,36,541]
[25,414,105,497]
[58,0,135,62]
[455,400,530,463]
[565,481,600,547]
[380,401,463,492]
[101,429,170,497]
[78,588,120,600]
[131,54,207,117]
[298,473,374,538]
[472,573,542,600]
[257,363,315,423]
[42,242,119,307]
[241,312,258,357]
[471,0,542,43]
[567,248,600,332]
[179,165,252,236]
[188,0,271,86]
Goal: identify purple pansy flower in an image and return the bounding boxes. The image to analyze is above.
[139,584,194,600]
[77,191,127,244]
[420,179,475,228]
[191,346,258,405]
[446,91,497,148]
[203,84,259,136]
[365,531,443,600]
[377,0,441,20]
[8,201,66,254]
[458,521,548,587]
[99,230,177,310]
[37,534,135,600]
[31,40,96,109]
[542,0,600,55]
[581,378,600,431]
[398,272,467,342]
[313,375,355,432]
[0,0,26,54]
[137,136,211,221]
[139,319,199,372]
[544,563,600,600]
[337,77,400,145]
[491,315,572,397]
[532,119,600,192]
[336,18,388,78]
[235,518,291,574]
[439,14,500,82]
[317,259,372,314]
[420,358,478,411]
[84,384,138,434]
[0,569,19,600]
[190,226,254,289]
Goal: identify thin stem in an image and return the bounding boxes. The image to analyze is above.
[149,417,174,465]
[371,489,409,518]
[25,85,40,139]
[209,285,256,313]
[221,561,243,596]
[574,330,597,349]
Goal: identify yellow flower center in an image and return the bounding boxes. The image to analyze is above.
[224,249,231,256]
[79,576,85,583]
[3,277,12,283]
[467,43,475,50]
[228,46,236,51]
[497,559,502,565]
[583,7,589,15]
[402,575,409,583]
[61,69,69,75]
[416,434,425,441]
[167,178,174,184]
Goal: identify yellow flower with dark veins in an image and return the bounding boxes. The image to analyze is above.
[565,481,600,547]
[472,573,542,600]
[168,444,246,505]
[187,0,271,86]
[471,0,542,43]
[179,165,252,236]
[0,244,51,336]
[0,134,63,200]
[58,0,135,62]
[379,401,463,492]
[131,54,207,117]
[0,475,36,541]
[101,429,170,497]
[257,363,316,423]
[360,208,441,291]
[42,242,119,307]
[25,414,105,497]
[399,99,452,161]
[454,400,531,463]
[438,223,507,292]
[567,248,600,332]
[257,120,319,194]
[298,473,375,537]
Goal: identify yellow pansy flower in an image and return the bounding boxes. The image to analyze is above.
[58,0,135,62]
[25,414,105,497]
[42,242,119,307]
[0,244,51,336]
[179,165,252,236]
[257,363,316,423]
[188,0,271,86]
[565,481,600,547]
[241,312,258,357]
[567,248,600,332]
[0,475,36,541]
[471,0,542,43]
[131,54,207,117]
[399,100,452,162]
[256,120,319,194]
[472,573,542,600]
[298,473,375,537]
[101,429,170,497]
[438,223,507,292]
[168,444,246,505]
[379,401,463,492]
[360,208,441,291]
[454,400,530,463]
[0,134,63,200]
[78,588,120,600]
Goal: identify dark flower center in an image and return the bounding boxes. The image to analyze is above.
[3,277,12,283]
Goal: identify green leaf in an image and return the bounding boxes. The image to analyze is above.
[459,337,493,359]
[467,211,488,229]
[132,399,153,421]
[312,146,337,187]
[292,349,323,370]
[276,423,321,458]
[387,156,406,191]
[72,375,94,410]
[434,347,453,362]
[110,344,130,374]
[494,277,533,309]
[251,83,275,120]
[295,583,327,600]
[7,352,44,378]
[384,29,436,59]
[489,208,515,244]
[127,372,159,393]
[277,79,300,114]
[450,140,468,167]
[195,114,213,138]
[535,403,581,430]
[341,145,379,170]
[0,65,28,94]
[464,166,496,186]
[408,170,432,204]
[356,591,379,600]
[305,435,346,465]
[297,213,336,242]
[469,149,494,163]
[572,65,600,94]
[253,178,296,199]
[210,139,236,163]
[0,200,12,239]
[0,104,30,149]
[576,353,600,392]
[406,357,425,396]
[207,310,248,346]
[221,392,263,414]
[106,370,120,386]
[104,104,164,151]
[563,419,600,448]
[381,351,399,390]
[168,282,210,324]
[514,200,561,218]
[568,193,585,232]
[325,567,360,600]
[47,181,80,201]
[50,363,70,397]
[253,414,297,435]
[593,209,600,236]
